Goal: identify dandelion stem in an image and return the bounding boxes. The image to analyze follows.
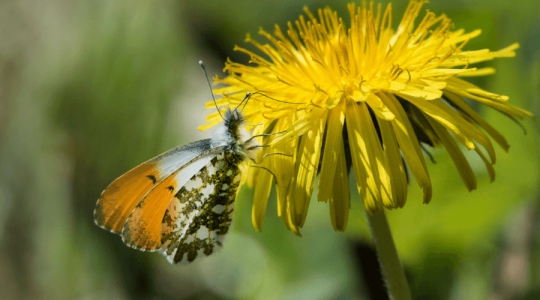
[367,210,412,300]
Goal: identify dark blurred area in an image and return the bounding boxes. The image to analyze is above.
[0,0,539,299]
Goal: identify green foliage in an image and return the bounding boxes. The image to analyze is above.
[0,0,538,299]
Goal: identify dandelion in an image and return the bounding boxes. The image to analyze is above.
[201,0,533,237]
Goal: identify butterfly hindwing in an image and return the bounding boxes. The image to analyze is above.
[94,139,213,233]
[160,151,243,264]
[121,146,225,251]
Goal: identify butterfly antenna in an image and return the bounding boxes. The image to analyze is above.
[255,92,300,105]
[246,144,270,151]
[256,152,293,164]
[245,130,287,144]
[199,60,224,121]
[233,92,253,113]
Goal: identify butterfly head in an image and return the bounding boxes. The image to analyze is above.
[223,109,245,138]
[211,109,259,162]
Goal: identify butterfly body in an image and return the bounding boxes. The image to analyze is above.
[94,108,259,264]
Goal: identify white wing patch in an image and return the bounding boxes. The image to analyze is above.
[154,139,213,179]
[160,152,243,264]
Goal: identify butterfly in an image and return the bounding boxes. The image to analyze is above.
[94,61,266,264]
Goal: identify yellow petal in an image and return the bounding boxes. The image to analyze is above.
[394,84,443,100]
[326,94,343,109]
[448,85,533,119]
[379,92,432,203]
[378,117,408,208]
[457,67,496,77]
[318,100,345,203]
[198,119,220,131]
[293,111,327,226]
[251,159,273,232]
[366,94,395,120]
[445,29,482,44]
[443,91,509,151]
[349,89,368,103]
[418,79,447,90]
[212,85,245,95]
[286,181,302,236]
[246,124,270,188]
[273,135,296,214]
[329,140,349,232]
[474,142,496,182]
[345,100,386,214]
[276,185,290,230]
[441,43,519,67]
[204,110,223,121]
[399,94,475,149]
[426,115,477,191]
[447,77,509,102]
[431,99,496,164]
[275,127,301,234]
[204,99,229,110]
[272,108,326,145]
[421,68,479,77]
[445,87,534,121]
[404,103,442,147]
[247,166,260,188]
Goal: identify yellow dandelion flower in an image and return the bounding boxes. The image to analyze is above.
[200,0,533,236]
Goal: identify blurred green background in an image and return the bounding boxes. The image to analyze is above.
[0,0,539,299]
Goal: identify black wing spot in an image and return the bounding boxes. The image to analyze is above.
[147,175,157,184]
[167,186,174,193]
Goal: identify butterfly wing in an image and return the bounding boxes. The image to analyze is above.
[121,146,227,251]
[94,139,213,233]
[160,151,243,264]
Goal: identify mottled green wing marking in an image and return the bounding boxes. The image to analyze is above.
[160,151,243,264]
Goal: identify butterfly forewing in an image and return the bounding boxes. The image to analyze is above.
[94,139,213,233]
[161,151,243,264]
[121,147,224,251]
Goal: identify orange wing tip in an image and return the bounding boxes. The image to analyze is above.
[94,162,162,233]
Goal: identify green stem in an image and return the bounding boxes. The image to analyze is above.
[367,210,412,300]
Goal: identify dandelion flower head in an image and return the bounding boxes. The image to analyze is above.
[200,0,533,235]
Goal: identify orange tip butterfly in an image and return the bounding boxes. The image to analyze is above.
[94,61,262,264]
